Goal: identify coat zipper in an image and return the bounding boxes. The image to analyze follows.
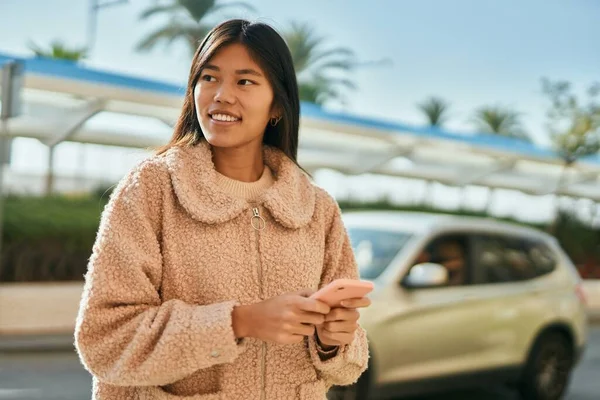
[251,207,267,400]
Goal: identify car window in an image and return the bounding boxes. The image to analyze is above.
[346,228,412,280]
[472,234,557,284]
[410,234,471,287]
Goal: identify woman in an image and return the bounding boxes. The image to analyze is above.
[75,19,370,400]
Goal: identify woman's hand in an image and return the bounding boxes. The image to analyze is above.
[315,297,371,348]
[232,290,330,345]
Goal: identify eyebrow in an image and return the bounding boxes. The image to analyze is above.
[203,64,263,77]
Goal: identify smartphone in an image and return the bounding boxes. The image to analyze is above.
[310,279,374,307]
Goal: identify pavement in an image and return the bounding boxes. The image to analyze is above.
[0,326,599,400]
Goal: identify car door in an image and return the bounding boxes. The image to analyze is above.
[372,232,492,384]
[462,233,558,370]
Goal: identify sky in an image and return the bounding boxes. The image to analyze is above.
[0,0,598,222]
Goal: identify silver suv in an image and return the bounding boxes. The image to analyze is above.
[331,211,588,400]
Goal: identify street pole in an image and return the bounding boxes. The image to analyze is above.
[80,0,128,193]
[0,60,24,263]
[87,0,129,54]
[0,119,8,259]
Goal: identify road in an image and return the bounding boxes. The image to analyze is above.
[0,327,599,400]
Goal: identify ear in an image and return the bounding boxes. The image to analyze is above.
[270,103,282,119]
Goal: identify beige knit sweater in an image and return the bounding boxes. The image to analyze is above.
[74,140,369,400]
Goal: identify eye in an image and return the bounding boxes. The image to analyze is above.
[201,74,216,82]
[239,79,255,86]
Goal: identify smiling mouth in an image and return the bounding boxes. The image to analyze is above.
[209,113,242,123]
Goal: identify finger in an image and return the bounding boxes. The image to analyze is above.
[318,330,354,346]
[297,297,331,315]
[340,297,371,309]
[320,330,355,345]
[316,328,339,346]
[323,320,359,333]
[334,332,355,345]
[290,323,315,337]
[298,311,325,326]
[281,334,306,345]
[325,308,359,322]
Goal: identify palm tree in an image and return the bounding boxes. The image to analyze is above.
[283,22,356,105]
[136,0,254,55]
[417,97,450,127]
[472,106,531,141]
[28,40,87,61]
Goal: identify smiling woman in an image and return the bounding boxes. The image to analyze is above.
[157,19,302,181]
[74,19,370,400]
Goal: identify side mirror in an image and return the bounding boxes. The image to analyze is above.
[403,263,448,288]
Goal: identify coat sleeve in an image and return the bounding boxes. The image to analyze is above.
[307,193,370,387]
[74,160,243,387]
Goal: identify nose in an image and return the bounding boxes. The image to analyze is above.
[213,82,236,104]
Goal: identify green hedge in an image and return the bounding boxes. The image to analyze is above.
[1,195,108,282]
[0,195,598,282]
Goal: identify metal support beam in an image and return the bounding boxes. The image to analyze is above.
[42,98,106,148]
[452,159,516,187]
[41,98,105,195]
[159,117,175,129]
[534,171,599,196]
[350,144,415,175]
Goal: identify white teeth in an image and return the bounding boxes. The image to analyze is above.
[212,113,239,122]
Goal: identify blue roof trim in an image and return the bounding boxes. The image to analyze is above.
[0,53,186,96]
[1,52,598,166]
[300,102,560,161]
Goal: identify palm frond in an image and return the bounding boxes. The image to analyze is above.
[284,22,325,74]
[306,47,355,71]
[472,106,530,141]
[177,0,217,22]
[139,3,182,20]
[311,59,354,74]
[209,1,256,13]
[417,97,450,127]
[184,24,213,54]
[135,23,199,52]
[28,39,87,61]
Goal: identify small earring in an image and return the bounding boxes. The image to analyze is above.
[270,116,281,127]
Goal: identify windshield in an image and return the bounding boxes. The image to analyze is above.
[346,227,413,280]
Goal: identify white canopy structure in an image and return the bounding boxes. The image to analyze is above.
[1,52,600,200]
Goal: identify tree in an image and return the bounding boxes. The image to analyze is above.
[283,22,356,106]
[135,0,254,55]
[417,97,450,127]
[542,78,600,165]
[28,40,87,61]
[541,78,600,215]
[472,106,531,141]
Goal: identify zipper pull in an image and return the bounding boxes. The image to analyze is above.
[251,207,266,231]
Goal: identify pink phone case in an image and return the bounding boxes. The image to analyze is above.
[310,279,374,307]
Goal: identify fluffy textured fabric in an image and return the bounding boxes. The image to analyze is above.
[74,140,369,399]
[215,164,275,201]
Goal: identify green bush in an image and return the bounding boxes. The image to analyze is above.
[1,195,108,282]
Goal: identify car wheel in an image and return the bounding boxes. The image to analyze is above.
[519,331,574,400]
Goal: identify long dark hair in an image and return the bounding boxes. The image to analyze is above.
[158,19,302,166]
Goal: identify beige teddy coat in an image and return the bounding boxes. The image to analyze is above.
[74,140,369,399]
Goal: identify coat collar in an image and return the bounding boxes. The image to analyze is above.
[164,140,316,229]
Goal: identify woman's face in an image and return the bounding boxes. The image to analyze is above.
[194,43,278,149]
